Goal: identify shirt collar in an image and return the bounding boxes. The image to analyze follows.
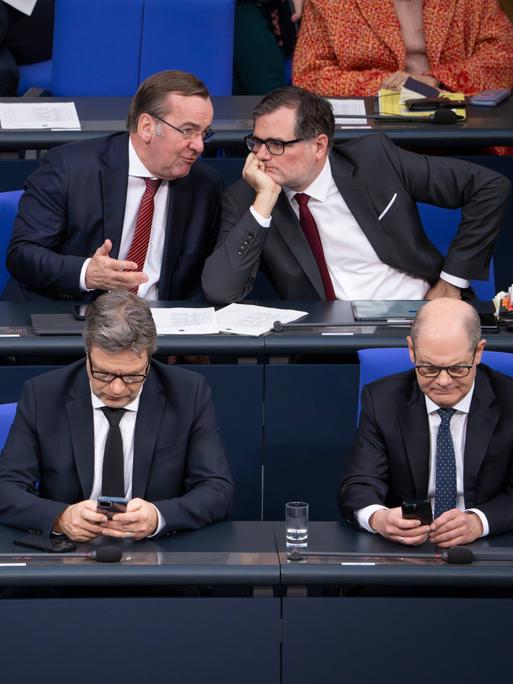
[128,138,158,179]
[90,385,142,413]
[284,157,332,204]
[425,382,475,416]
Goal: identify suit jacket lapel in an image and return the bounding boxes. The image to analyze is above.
[356,0,405,66]
[100,133,130,258]
[131,369,166,498]
[463,369,499,507]
[65,369,95,498]
[158,177,193,299]
[273,192,325,298]
[398,378,431,498]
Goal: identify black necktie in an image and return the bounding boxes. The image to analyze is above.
[434,408,457,519]
[100,407,126,497]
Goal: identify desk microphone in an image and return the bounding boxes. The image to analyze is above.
[0,546,123,563]
[335,109,464,125]
[272,320,410,332]
[289,547,513,564]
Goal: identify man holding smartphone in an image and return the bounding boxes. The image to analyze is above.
[339,298,513,548]
[0,290,234,541]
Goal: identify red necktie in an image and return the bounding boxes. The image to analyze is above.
[126,178,162,276]
[294,193,336,300]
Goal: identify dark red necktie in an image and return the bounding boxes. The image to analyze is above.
[126,178,162,276]
[294,193,336,300]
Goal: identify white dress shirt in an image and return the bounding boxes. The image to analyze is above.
[357,383,489,536]
[90,387,165,535]
[250,158,468,298]
[80,139,169,300]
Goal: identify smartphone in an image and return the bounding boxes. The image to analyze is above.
[401,499,433,525]
[406,97,466,112]
[479,312,499,333]
[72,304,88,320]
[469,88,510,106]
[13,534,76,553]
[97,496,128,519]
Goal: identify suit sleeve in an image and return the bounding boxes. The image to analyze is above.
[338,385,393,528]
[153,375,234,535]
[380,135,511,282]
[201,182,271,304]
[6,147,87,297]
[0,382,69,536]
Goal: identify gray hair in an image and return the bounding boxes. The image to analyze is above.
[411,301,481,350]
[83,290,157,356]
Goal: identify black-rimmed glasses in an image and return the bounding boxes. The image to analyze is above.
[88,355,149,385]
[414,347,477,378]
[244,134,305,156]
[149,113,215,142]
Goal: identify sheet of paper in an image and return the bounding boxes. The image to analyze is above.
[216,304,307,337]
[151,307,219,335]
[3,0,37,16]
[0,102,81,130]
[328,98,370,126]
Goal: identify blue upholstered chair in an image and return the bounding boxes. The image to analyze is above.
[0,403,17,449]
[357,347,513,418]
[0,190,22,294]
[18,60,52,95]
[139,0,236,95]
[417,203,495,300]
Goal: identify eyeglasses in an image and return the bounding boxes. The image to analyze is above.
[88,355,149,385]
[150,113,215,142]
[244,135,305,156]
[414,347,477,378]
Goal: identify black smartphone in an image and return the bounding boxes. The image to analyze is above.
[72,304,88,320]
[13,534,76,553]
[479,312,499,333]
[401,499,433,525]
[97,496,128,519]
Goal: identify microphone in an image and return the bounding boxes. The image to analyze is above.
[334,109,464,125]
[272,320,410,332]
[289,546,513,565]
[0,545,123,563]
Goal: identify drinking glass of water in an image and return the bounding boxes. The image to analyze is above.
[285,501,309,552]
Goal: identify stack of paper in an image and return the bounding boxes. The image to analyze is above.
[151,308,219,335]
[0,102,81,130]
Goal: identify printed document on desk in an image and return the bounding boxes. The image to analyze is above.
[0,102,81,130]
[216,304,307,336]
[327,98,370,127]
[151,307,219,335]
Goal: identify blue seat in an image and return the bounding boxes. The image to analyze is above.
[139,0,236,95]
[0,403,17,449]
[18,60,52,95]
[357,347,513,418]
[417,203,495,300]
[0,190,22,294]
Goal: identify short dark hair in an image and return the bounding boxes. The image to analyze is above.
[83,290,157,356]
[127,70,210,132]
[253,86,335,147]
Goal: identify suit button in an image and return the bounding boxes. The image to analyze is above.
[237,250,243,255]
[248,233,254,239]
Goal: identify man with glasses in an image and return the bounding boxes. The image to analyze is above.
[202,86,509,303]
[0,290,234,540]
[4,70,221,301]
[339,298,513,547]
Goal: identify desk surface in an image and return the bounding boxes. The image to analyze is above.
[0,95,512,151]
[0,300,507,358]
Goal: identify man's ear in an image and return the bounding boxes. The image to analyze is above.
[406,335,415,365]
[313,134,329,160]
[474,338,487,365]
[136,113,156,143]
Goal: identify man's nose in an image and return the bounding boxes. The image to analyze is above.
[109,377,126,394]
[255,144,271,161]
[435,369,452,386]
[188,134,204,155]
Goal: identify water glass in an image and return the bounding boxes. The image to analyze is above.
[285,501,309,551]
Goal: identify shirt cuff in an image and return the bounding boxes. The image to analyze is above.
[148,504,166,538]
[465,508,489,537]
[440,271,470,290]
[249,205,272,227]
[356,504,388,533]
[79,258,94,291]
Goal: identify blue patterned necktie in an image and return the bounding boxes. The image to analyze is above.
[434,408,457,519]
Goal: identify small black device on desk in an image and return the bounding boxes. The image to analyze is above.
[13,534,76,553]
[405,97,467,112]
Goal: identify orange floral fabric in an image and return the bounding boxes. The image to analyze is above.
[293,0,513,96]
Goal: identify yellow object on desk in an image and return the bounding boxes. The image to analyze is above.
[378,89,467,120]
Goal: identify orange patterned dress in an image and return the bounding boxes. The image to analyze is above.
[293,0,513,96]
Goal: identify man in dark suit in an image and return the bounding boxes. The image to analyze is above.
[5,69,222,301]
[339,298,513,547]
[202,86,510,304]
[0,290,234,540]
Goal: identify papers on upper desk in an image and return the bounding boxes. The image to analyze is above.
[327,98,370,127]
[150,304,307,336]
[0,102,81,130]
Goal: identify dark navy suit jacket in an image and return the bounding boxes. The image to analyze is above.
[0,359,234,537]
[5,132,222,301]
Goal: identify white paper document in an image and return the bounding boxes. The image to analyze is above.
[216,304,308,337]
[0,102,81,130]
[151,307,219,335]
[328,98,370,126]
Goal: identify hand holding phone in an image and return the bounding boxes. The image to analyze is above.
[401,499,433,525]
[97,496,128,520]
